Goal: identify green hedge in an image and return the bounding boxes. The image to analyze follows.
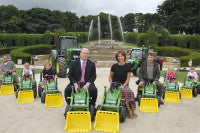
[124,32,137,43]
[0,32,88,47]
[10,44,54,64]
[169,34,200,49]
[155,46,200,67]
[0,47,19,56]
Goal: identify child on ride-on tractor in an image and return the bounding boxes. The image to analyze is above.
[22,63,32,82]
[166,68,176,83]
[43,63,55,86]
[187,67,198,82]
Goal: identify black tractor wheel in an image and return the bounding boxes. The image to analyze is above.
[41,91,45,103]
[138,94,142,106]
[15,89,19,98]
[193,87,197,97]
[89,105,96,121]
[119,106,126,123]
[49,52,56,73]
[197,86,200,94]
[38,84,42,97]
[56,57,67,78]
[33,87,37,98]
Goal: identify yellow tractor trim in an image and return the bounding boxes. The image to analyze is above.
[17,90,34,103]
[180,88,192,99]
[49,57,52,66]
[165,91,180,103]
[140,98,158,113]
[45,93,63,108]
[0,85,14,95]
[65,111,91,132]
[94,111,119,133]
[56,63,59,73]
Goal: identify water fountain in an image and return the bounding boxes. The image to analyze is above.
[108,14,113,43]
[98,16,101,41]
[118,17,124,43]
[87,19,93,43]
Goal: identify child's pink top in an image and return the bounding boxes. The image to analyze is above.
[166,72,176,82]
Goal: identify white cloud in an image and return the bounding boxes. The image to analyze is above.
[0,0,165,16]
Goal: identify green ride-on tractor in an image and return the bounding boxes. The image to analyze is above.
[180,76,197,99]
[64,82,96,132]
[49,36,81,78]
[138,80,161,113]
[15,70,37,103]
[127,47,148,76]
[0,71,18,95]
[38,71,63,108]
[163,75,181,103]
[195,73,200,94]
[93,82,126,133]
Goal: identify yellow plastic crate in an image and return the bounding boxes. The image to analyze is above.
[94,111,119,133]
[165,91,180,103]
[45,93,63,108]
[65,111,91,132]
[180,88,192,99]
[17,90,34,103]
[0,85,14,95]
[140,98,158,113]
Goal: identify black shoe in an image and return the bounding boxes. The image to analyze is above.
[64,105,69,119]
[160,99,164,105]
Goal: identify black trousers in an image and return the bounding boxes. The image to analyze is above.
[160,65,163,70]
[64,83,97,106]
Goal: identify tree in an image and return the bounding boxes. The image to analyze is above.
[146,28,159,47]
[157,0,200,34]
[122,13,135,32]
[0,5,22,33]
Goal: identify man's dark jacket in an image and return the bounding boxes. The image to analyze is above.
[138,60,160,81]
[68,59,96,84]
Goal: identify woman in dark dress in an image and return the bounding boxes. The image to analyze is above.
[109,51,137,119]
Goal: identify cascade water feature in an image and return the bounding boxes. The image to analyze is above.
[108,14,113,43]
[98,16,101,41]
[118,17,124,43]
[88,19,93,43]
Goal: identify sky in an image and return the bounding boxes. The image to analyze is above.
[0,0,165,17]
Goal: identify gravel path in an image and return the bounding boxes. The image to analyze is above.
[0,67,200,133]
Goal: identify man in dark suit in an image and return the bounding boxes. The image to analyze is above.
[64,48,97,106]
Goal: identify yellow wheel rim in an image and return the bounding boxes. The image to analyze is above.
[57,62,59,73]
[50,57,52,66]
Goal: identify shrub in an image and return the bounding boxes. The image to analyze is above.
[124,32,137,43]
[137,33,147,47]
[159,28,171,46]
[146,28,159,47]
[155,46,200,67]
[10,44,54,64]
[113,29,122,41]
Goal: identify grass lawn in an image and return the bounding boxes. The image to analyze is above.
[124,42,138,47]
[16,68,42,76]
[160,70,200,83]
